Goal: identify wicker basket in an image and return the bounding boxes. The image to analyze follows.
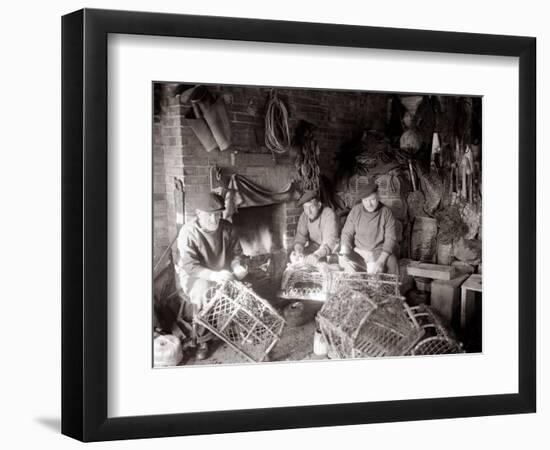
[317,287,423,359]
[195,280,286,362]
[408,305,464,355]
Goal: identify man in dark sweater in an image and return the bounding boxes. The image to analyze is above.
[338,182,399,275]
[176,192,248,359]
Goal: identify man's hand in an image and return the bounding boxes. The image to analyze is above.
[370,252,389,274]
[232,263,248,280]
[210,270,234,283]
[369,260,385,274]
[304,253,320,266]
[339,245,351,256]
[355,248,374,262]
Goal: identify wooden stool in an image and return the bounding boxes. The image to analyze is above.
[460,274,482,331]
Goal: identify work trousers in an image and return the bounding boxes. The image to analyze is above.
[180,276,216,342]
[338,248,399,275]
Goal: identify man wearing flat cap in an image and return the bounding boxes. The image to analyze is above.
[292,190,339,265]
[176,192,248,359]
[339,181,399,274]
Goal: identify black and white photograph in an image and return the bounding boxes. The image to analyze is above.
[2,0,545,447]
[152,83,483,367]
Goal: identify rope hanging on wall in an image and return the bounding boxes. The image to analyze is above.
[264,90,291,155]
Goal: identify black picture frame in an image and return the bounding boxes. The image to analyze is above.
[61,8,536,442]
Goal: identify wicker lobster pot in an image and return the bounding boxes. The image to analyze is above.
[317,287,424,359]
[277,264,329,301]
[195,280,286,363]
[408,305,464,355]
[278,267,401,302]
[328,272,401,298]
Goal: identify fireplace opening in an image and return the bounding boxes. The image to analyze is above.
[231,203,286,257]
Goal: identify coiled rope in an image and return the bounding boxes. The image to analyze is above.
[264,90,291,155]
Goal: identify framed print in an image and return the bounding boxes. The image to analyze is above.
[61,8,536,442]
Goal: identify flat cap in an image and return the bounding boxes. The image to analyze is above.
[357,181,378,199]
[195,193,225,212]
[297,190,319,206]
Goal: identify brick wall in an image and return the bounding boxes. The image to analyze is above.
[153,83,390,262]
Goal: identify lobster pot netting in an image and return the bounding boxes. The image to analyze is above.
[317,288,424,358]
[316,289,377,358]
[409,304,464,355]
[278,264,329,301]
[195,280,286,363]
[278,268,400,301]
[328,272,401,298]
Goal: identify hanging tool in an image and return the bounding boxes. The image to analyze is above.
[450,163,455,197]
[461,157,467,200]
[408,159,417,191]
[450,163,457,205]
[430,132,442,170]
[464,146,474,203]
[399,129,421,191]
[474,161,481,208]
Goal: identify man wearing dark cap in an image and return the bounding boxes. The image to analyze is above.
[292,190,339,265]
[176,192,248,359]
[339,182,399,274]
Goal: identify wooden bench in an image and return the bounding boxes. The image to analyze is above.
[406,261,457,281]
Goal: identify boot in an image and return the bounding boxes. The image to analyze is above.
[195,342,209,361]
